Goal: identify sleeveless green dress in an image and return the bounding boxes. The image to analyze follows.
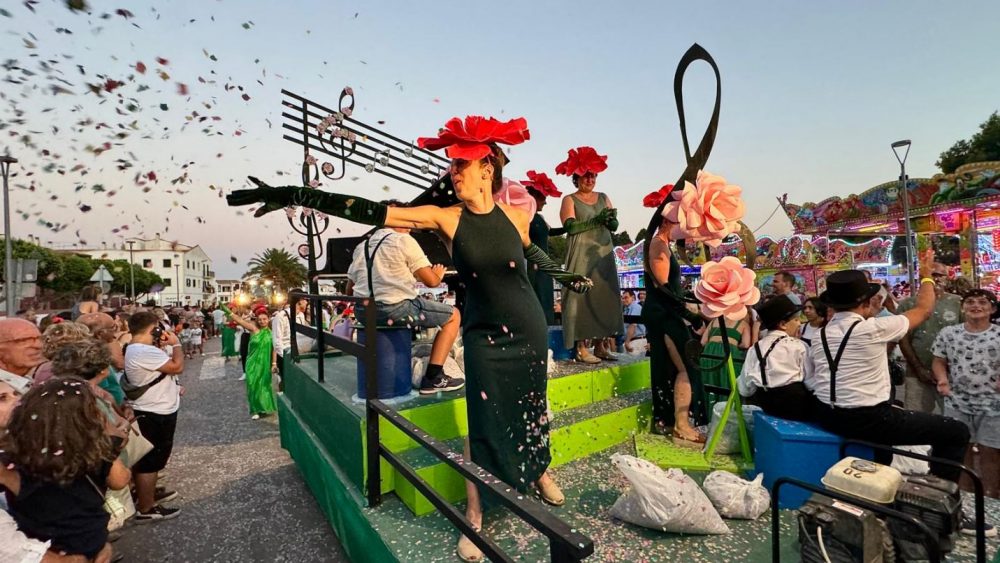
[244,328,277,415]
[699,320,746,409]
[453,206,550,501]
[561,193,623,348]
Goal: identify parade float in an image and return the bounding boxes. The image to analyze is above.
[780,160,1000,291]
[250,49,998,563]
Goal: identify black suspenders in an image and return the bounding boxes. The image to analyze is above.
[820,320,862,405]
[753,335,787,388]
[363,234,391,303]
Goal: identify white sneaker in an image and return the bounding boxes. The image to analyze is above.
[238,373,246,381]
[251,414,260,420]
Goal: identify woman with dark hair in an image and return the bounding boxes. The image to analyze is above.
[556,146,623,363]
[799,296,828,346]
[72,285,101,320]
[222,304,276,420]
[228,115,590,562]
[0,377,130,561]
[522,170,563,325]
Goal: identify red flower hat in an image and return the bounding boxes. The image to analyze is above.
[417,116,530,160]
[522,170,562,198]
[643,184,674,208]
[554,146,608,176]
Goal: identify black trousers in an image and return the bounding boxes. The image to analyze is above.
[239,332,250,371]
[816,401,970,482]
[750,382,820,423]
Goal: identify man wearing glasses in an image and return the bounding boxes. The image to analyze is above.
[0,319,44,386]
[897,262,960,414]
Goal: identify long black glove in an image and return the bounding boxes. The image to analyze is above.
[563,207,613,235]
[523,244,592,293]
[227,176,388,226]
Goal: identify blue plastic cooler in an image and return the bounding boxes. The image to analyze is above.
[356,327,412,399]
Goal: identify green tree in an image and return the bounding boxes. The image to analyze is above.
[936,112,1000,173]
[0,238,64,286]
[634,227,648,246]
[244,248,308,290]
[91,259,164,299]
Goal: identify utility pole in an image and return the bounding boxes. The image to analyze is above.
[126,240,136,303]
[1,155,18,317]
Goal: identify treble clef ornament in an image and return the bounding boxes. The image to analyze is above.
[642,43,755,276]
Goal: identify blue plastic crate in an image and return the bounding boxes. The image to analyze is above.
[752,411,871,509]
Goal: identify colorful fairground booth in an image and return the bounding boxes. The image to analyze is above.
[779,160,1000,294]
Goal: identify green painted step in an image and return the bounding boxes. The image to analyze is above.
[390,388,653,516]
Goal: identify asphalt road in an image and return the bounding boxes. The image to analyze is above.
[115,337,348,563]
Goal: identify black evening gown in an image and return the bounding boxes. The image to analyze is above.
[452,206,551,500]
[641,253,707,428]
[527,213,556,326]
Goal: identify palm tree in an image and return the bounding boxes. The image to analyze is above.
[244,248,308,291]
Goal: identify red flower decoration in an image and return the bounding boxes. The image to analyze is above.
[417,116,530,160]
[643,184,674,208]
[554,146,608,176]
[522,170,562,198]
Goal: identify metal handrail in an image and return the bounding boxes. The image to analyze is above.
[287,292,594,561]
[771,477,942,563]
[840,439,986,562]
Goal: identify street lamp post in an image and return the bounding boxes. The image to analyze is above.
[174,255,180,306]
[891,140,915,289]
[1,155,18,317]
[126,240,136,304]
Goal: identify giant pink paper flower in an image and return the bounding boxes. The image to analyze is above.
[694,257,761,321]
[662,170,744,247]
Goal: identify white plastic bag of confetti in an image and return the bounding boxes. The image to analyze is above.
[890,445,931,475]
[411,357,426,389]
[609,454,729,535]
[702,470,770,520]
[705,401,760,455]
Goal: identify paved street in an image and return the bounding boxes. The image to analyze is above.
[115,337,348,562]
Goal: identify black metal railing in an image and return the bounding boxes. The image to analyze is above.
[288,293,594,562]
[840,439,987,563]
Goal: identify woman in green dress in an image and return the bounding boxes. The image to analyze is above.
[220,318,239,361]
[698,313,751,411]
[222,304,276,419]
[556,146,624,363]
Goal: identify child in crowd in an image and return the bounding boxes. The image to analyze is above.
[0,377,131,560]
[179,322,193,359]
[190,321,204,356]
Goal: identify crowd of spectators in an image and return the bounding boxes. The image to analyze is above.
[0,287,252,562]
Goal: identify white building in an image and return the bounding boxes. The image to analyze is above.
[75,237,217,306]
[214,279,242,305]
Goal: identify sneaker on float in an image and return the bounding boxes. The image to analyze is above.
[153,488,178,506]
[961,515,998,537]
[419,374,466,395]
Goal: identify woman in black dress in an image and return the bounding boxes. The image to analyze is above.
[523,170,563,325]
[228,115,590,562]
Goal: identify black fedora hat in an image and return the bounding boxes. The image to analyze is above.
[756,295,802,330]
[819,270,881,309]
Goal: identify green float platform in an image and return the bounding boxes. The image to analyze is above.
[278,353,1000,562]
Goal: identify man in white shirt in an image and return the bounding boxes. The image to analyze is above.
[124,311,185,522]
[347,204,463,395]
[0,318,44,384]
[804,258,970,485]
[271,297,312,387]
[738,295,815,421]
